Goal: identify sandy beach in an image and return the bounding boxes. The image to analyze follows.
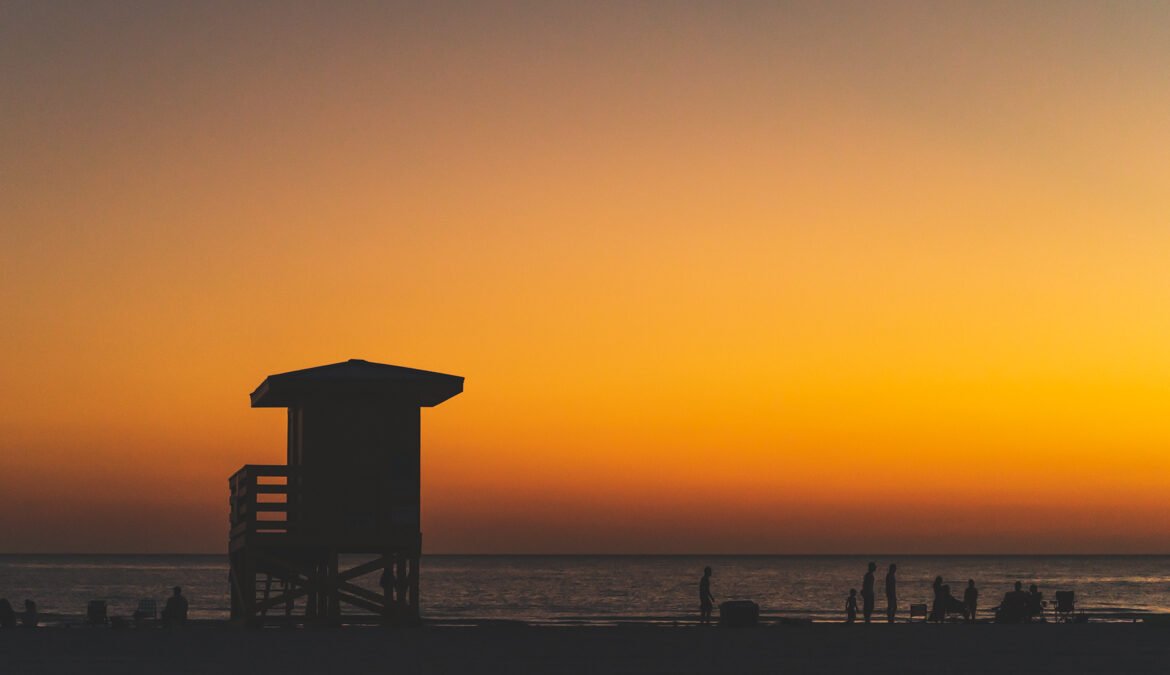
[3,622,1168,675]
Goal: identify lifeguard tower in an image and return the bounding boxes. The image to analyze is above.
[228,359,463,626]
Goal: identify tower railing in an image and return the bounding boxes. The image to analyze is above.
[229,464,301,542]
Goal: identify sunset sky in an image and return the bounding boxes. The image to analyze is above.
[3,1,1170,553]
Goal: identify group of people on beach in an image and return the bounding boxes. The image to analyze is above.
[850,563,1048,624]
[699,562,1054,625]
[994,581,1048,624]
[918,573,979,623]
[0,586,188,628]
[845,562,901,623]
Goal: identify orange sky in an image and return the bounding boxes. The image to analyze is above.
[3,2,1170,553]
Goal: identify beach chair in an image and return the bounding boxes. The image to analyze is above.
[1052,591,1076,623]
[909,604,928,622]
[718,600,760,628]
[134,598,158,626]
[86,600,108,626]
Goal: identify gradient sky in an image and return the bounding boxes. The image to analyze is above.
[3,1,1170,553]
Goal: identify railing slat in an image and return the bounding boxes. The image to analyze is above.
[252,484,289,494]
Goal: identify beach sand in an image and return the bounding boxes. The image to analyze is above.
[2,622,1167,674]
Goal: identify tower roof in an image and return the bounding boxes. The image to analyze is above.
[250,359,464,408]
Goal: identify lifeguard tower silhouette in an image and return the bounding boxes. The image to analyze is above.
[228,359,463,626]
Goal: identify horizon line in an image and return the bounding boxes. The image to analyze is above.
[5,552,1170,557]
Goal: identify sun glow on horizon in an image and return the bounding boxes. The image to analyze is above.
[3,2,1170,553]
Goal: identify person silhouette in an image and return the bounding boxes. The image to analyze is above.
[1027,584,1044,622]
[995,581,1028,623]
[940,583,969,620]
[161,586,188,627]
[885,564,897,623]
[964,580,978,623]
[0,599,15,629]
[931,576,944,622]
[21,600,37,629]
[861,562,876,623]
[846,589,859,623]
[699,567,715,626]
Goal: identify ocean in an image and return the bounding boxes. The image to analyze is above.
[2,555,1168,624]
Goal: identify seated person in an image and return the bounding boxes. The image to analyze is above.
[930,576,944,622]
[22,600,37,628]
[161,586,188,626]
[940,585,970,620]
[1026,584,1044,622]
[0,599,15,629]
[995,582,1030,623]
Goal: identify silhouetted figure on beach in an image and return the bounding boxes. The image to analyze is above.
[931,576,944,622]
[861,562,876,623]
[964,580,978,623]
[995,581,1029,623]
[0,599,15,629]
[1027,584,1044,622]
[699,567,715,626]
[845,589,859,623]
[928,576,968,621]
[885,564,897,623]
[162,586,188,627]
[940,583,968,621]
[22,600,37,629]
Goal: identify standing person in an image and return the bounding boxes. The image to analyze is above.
[885,564,898,623]
[699,567,715,626]
[931,576,944,622]
[861,562,877,623]
[964,580,978,623]
[845,589,860,623]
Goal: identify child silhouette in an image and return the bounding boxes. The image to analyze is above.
[846,589,860,623]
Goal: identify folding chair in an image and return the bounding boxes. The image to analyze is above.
[909,603,929,623]
[134,598,158,626]
[1053,591,1076,623]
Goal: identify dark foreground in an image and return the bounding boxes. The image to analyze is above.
[2,623,1168,675]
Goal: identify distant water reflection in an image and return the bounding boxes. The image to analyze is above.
[1,555,1167,623]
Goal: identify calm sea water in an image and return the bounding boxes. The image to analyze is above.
[2,555,1168,624]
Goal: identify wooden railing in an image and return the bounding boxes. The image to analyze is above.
[229,464,301,541]
[230,463,423,547]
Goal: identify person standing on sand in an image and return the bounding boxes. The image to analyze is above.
[931,576,944,622]
[699,567,715,626]
[964,580,978,623]
[885,564,897,623]
[861,562,877,623]
[845,589,860,623]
